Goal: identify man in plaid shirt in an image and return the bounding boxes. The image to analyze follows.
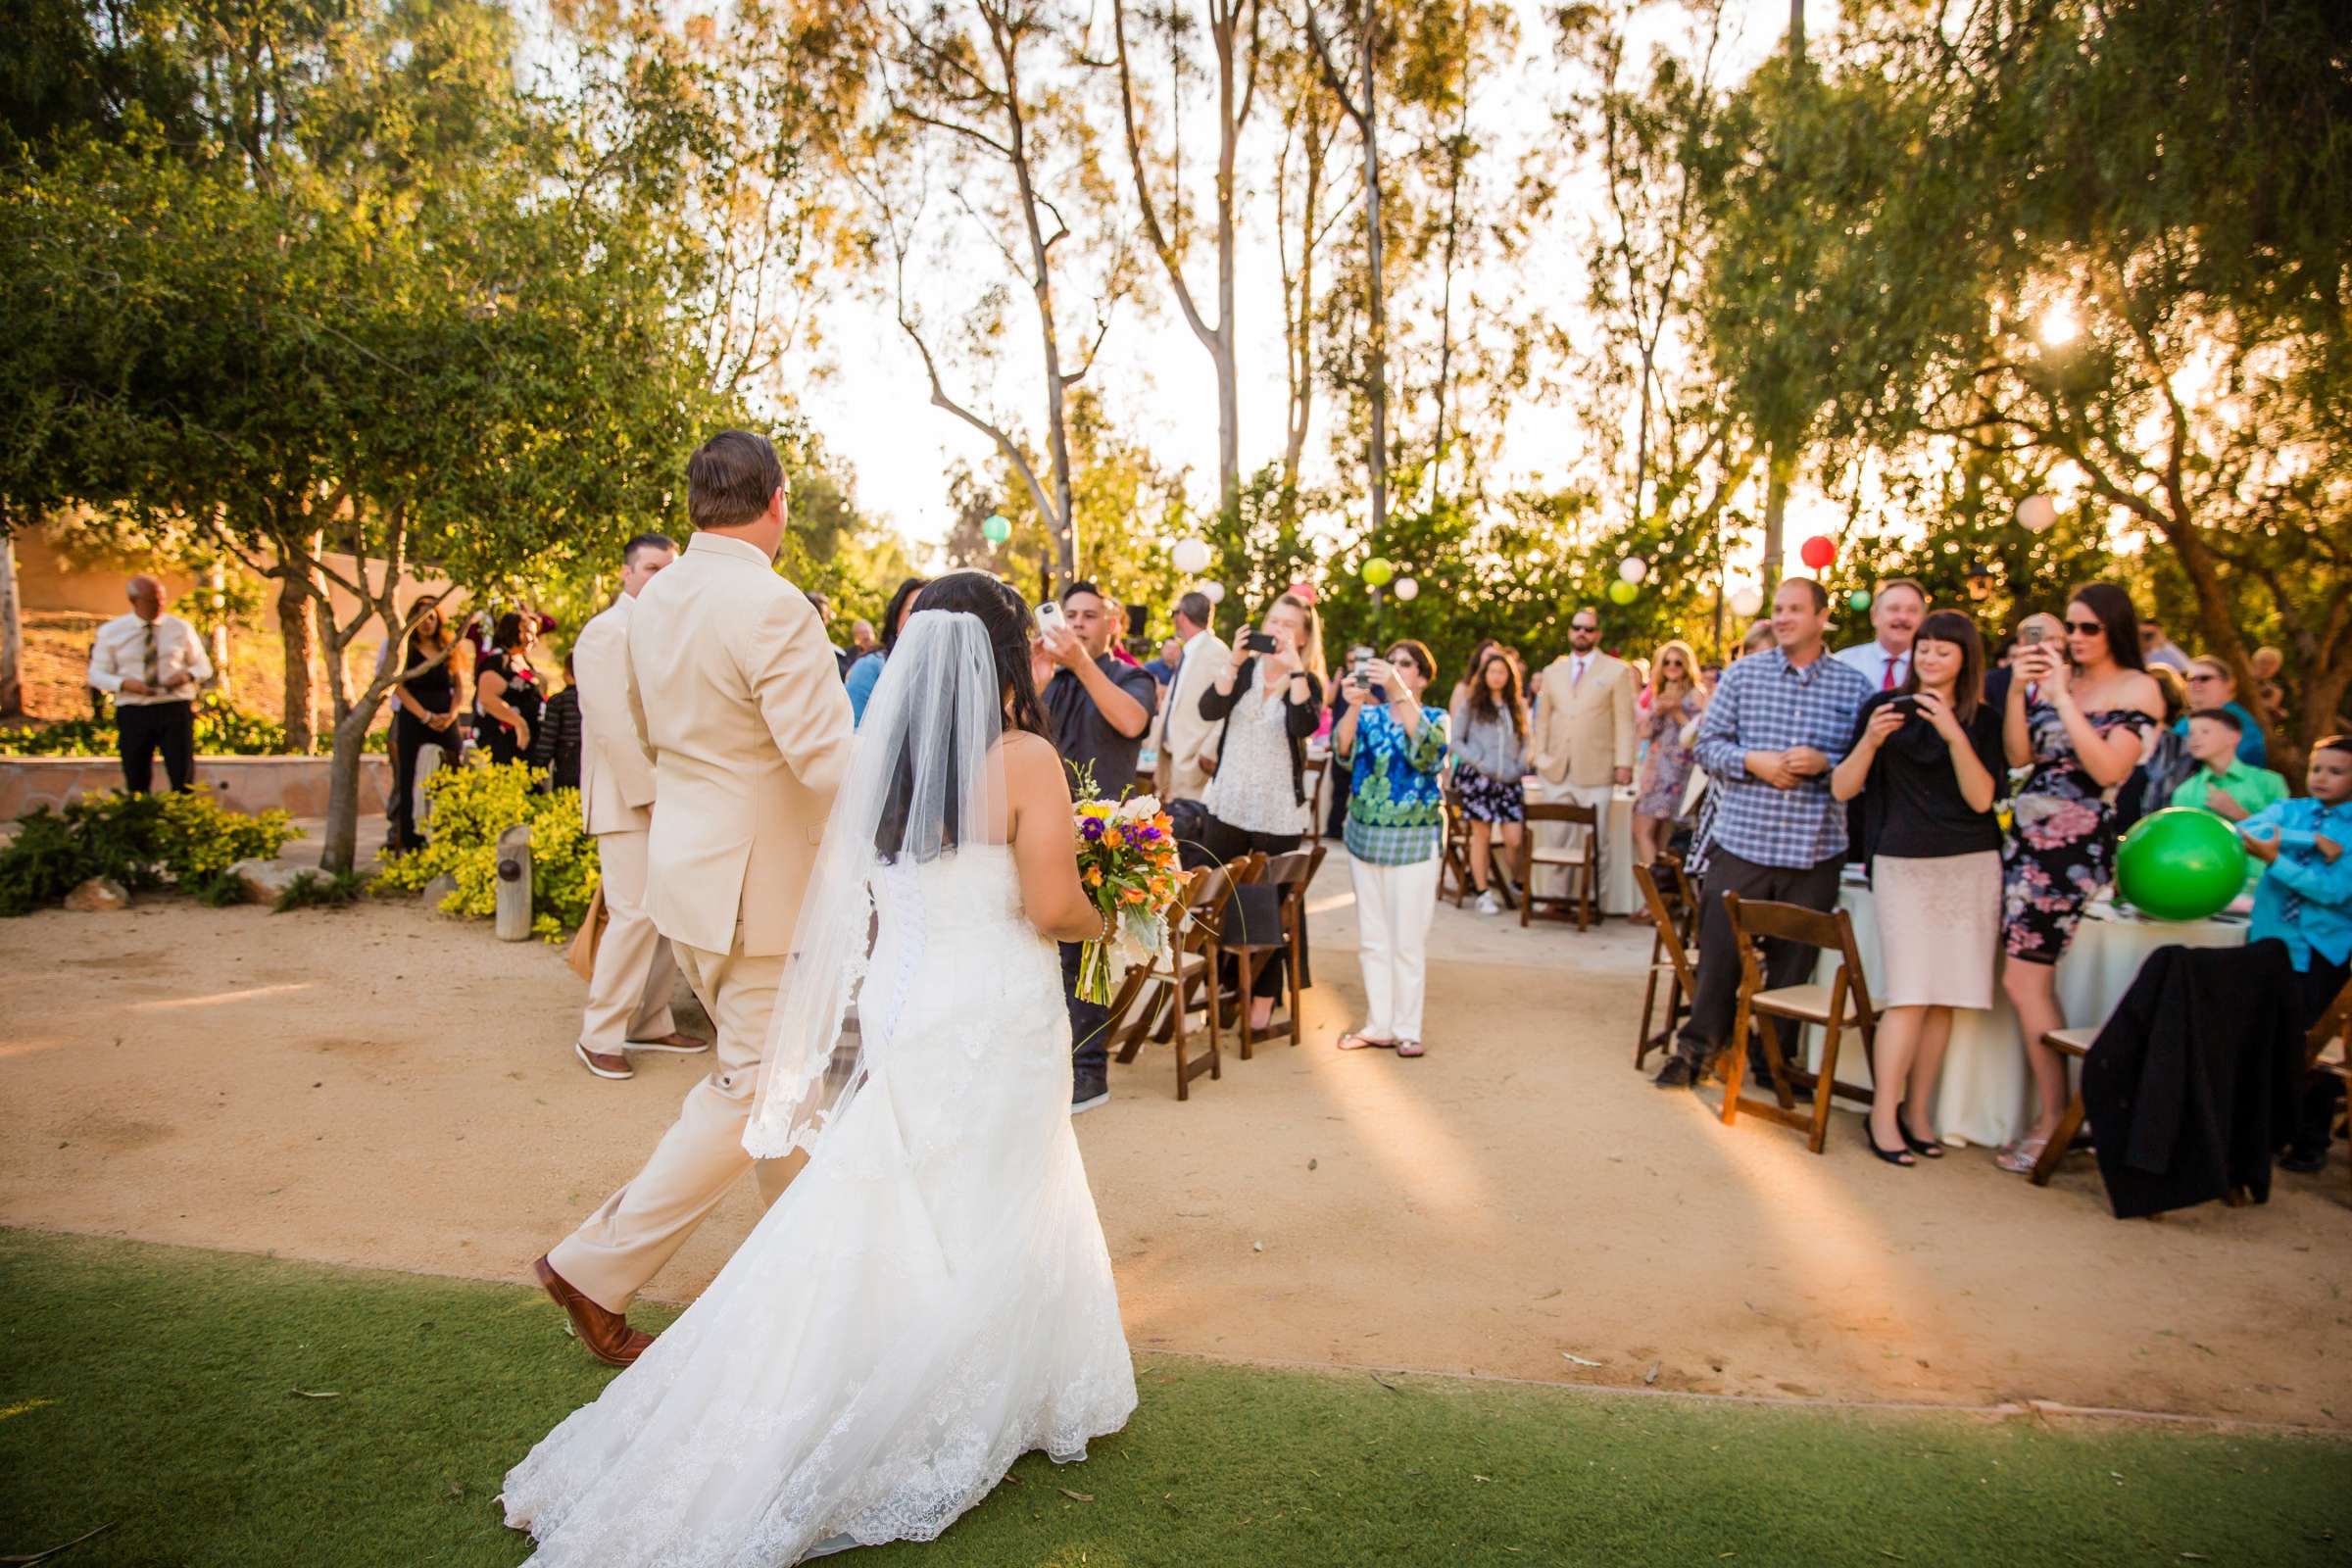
[1655,578,1875,1089]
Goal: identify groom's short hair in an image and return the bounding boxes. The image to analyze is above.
[687,431,785,531]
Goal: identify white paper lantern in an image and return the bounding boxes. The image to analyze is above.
[1618,557,1648,585]
[1394,577,1419,602]
[1730,584,1764,617]
[2016,494,2058,534]
[1200,581,1226,604]
[1171,538,1212,575]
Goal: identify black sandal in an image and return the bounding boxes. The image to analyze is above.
[1865,1124,1916,1167]
[1896,1109,1945,1159]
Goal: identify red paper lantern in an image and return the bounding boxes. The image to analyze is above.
[1798,534,1837,571]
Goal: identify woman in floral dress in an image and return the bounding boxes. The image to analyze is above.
[1995,583,2165,1174]
[1632,639,1710,879]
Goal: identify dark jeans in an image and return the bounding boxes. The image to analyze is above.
[1200,814,1308,998]
[1061,941,1111,1082]
[388,709,462,851]
[2287,955,2350,1158]
[1674,848,1845,1067]
[117,701,195,794]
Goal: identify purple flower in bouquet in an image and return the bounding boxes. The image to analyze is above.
[1080,816,1105,842]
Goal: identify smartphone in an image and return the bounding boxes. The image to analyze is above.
[1035,600,1066,638]
[1245,632,1278,655]
[1888,695,1922,716]
[2018,622,2045,647]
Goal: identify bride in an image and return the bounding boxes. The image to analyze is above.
[502,570,1137,1564]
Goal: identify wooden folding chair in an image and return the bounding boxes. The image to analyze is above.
[2297,973,2352,1189]
[1109,864,1232,1101]
[1661,852,1703,949]
[2027,1027,2103,1189]
[1301,760,1328,844]
[1220,843,1329,1056]
[1633,860,1699,1070]
[1437,784,1475,907]
[1717,894,1878,1153]
[1517,801,1600,930]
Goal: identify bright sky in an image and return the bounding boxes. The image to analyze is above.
[803,1,1831,579]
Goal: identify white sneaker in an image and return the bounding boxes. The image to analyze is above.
[1475,890,1502,916]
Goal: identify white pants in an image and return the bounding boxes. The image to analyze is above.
[578,828,679,1055]
[1349,851,1442,1043]
[1531,777,1613,899]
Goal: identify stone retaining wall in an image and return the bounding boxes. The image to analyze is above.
[0,757,391,819]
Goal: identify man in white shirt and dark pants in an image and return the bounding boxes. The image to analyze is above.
[1831,577,1929,694]
[569,533,708,1082]
[87,574,214,794]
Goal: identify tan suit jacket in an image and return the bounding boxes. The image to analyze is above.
[574,595,657,836]
[624,531,855,956]
[1531,651,1637,788]
[1154,629,1230,801]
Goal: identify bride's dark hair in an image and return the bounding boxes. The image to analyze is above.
[873,570,1051,861]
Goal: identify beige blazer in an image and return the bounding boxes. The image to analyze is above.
[624,531,855,956]
[1154,629,1230,802]
[1531,652,1637,788]
[574,596,657,836]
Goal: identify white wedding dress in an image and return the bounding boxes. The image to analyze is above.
[501,838,1137,1565]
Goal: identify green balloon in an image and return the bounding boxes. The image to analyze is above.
[1848,588,1874,612]
[982,513,1011,543]
[1361,556,1395,587]
[2115,808,2247,922]
[1607,578,1640,606]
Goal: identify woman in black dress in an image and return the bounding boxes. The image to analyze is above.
[473,611,545,768]
[386,596,466,852]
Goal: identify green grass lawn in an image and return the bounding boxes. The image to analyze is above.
[2,1230,2346,1567]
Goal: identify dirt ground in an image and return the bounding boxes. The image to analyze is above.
[3,861,2348,1427]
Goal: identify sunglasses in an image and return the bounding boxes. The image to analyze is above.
[2064,619,2106,636]
[1571,623,1599,634]
[2186,672,2225,684]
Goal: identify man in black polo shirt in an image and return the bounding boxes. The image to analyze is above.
[1039,580,1158,1113]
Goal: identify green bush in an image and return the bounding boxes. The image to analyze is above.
[272,869,369,911]
[0,700,391,756]
[371,760,597,940]
[0,791,300,916]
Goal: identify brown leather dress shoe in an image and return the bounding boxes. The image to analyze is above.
[624,1031,710,1055]
[533,1254,655,1367]
[575,1041,633,1080]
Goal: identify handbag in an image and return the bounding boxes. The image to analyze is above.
[565,879,610,981]
[1165,797,1211,854]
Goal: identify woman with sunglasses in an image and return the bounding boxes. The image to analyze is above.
[2175,656,2270,768]
[1995,582,2165,1174]
[1334,640,1450,1057]
[1631,639,1710,878]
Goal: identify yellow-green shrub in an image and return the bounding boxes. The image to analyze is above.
[371,761,599,940]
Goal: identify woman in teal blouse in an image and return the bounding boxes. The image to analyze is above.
[1335,639,1451,1057]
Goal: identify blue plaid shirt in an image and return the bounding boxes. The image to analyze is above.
[1692,646,1875,869]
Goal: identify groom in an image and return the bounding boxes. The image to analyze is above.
[535,430,857,1364]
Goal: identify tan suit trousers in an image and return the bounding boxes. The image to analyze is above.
[549,941,805,1312]
[577,827,678,1055]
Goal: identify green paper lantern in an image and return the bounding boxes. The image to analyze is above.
[1606,579,1640,606]
[981,513,1012,544]
[1848,588,1874,612]
[2115,808,2247,922]
[1361,557,1395,587]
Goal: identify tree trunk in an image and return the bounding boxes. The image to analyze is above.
[1359,0,1388,541]
[205,561,231,698]
[274,555,318,752]
[1212,1,1243,522]
[318,702,378,874]
[0,533,22,719]
[1761,446,1788,594]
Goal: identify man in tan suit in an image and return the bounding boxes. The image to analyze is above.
[568,530,710,1081]
[1529,606,1637,896]
[1152,590,1228,803]
[538,432,857,1364]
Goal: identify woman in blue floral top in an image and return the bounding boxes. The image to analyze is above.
[1335,639,1450,1057]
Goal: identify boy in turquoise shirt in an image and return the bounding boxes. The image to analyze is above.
[2238,734,2352,1172]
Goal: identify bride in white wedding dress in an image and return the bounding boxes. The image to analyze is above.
[502,572,1136,1565]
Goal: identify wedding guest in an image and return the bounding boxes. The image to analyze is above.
[1984,612,2063,713]
[850,618,878,658]
[1039,579,1160,1113]
[806,590,850,678]
[1832,611,2004,1165]
[2251,646,2287,725]
[474,612,545,767]
[1198,593,1328,1033]
[2138,619,2191,673]
[2177,656,2269,767]
[1683,623,1781,884]
[1996,581,2165,1173]
[1326,643,1375,839]
[533,653,585,792]
[1834,578,1929,694]
[1449,646,1530,915]
[1632,639,1710,874]
[1447,638,1503,717]
[1154,590,1228,806]
[87,574,213,794]
[1335,641,1449,1057]
[2238,735,2352,1172]
[568,530,704,1082]
[1654,579,1873,1090]
[2112,662,2194,832]
[847,576,928,725]
[1143,636,1184,688]
[1530,610,1636,898]
[383,595,465,853]
[2171,709,2288,826]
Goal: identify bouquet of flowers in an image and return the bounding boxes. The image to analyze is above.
[1072,791,1186,1004]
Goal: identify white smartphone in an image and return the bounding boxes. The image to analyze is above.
[1035,600,1066,638]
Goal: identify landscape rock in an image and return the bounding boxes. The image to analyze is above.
[63,876,130,912]
[229,858,304,905]
[422,873,463,914]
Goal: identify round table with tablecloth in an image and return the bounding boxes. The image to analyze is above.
[1806,880,2247,1148]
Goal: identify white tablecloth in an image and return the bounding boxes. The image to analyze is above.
[1807,884,2246,1148]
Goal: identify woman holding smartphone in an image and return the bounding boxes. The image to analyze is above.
[1832,611,2004,1167]
[1334,641,1450,1058]
[1198,594,1330,1034]
[1995,582,2165,1174]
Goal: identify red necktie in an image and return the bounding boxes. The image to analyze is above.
[1882,658,1897,691]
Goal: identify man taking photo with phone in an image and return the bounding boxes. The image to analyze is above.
[1036,579,1160,1114]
